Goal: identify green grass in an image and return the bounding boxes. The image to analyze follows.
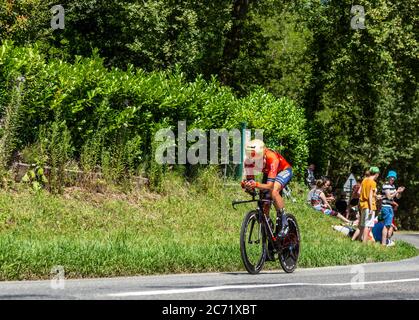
[0,173,417,280]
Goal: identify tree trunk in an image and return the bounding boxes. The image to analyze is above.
[219,0,252,86]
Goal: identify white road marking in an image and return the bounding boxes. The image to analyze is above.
[106,278,419,297]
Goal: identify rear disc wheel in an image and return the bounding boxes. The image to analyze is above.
[278,213,300,273]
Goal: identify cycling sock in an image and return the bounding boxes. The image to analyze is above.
[281,213,288,228]
[277,208,286,222]
[277,208,289,236]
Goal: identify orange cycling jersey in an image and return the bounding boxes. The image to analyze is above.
[245,149,291,181]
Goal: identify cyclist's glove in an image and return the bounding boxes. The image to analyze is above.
[241,180,258,189]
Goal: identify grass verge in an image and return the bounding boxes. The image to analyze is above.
[0,172,417,280]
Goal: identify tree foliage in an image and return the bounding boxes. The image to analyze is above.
[0,42,308,175]
[0,0,417,228]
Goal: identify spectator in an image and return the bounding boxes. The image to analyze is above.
[372,220,397,246]
[306,164,316,189]
[310,180,352,224]
[335,191,348,216]
[322,178,335,203]
[306,185,316,205]
[380,170,405,246]
[351,167,380,244]
[350,176,362,205]
[346,176,362,220]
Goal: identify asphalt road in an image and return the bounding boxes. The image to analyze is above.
[393,233,419,249]
[0,234,418,300]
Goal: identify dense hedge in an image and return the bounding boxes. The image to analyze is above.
[0,42,308,175]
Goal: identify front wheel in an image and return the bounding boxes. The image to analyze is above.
[240,210,266,274]
[278,213,300,273]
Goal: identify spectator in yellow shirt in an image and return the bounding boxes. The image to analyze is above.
[351,167,380,243]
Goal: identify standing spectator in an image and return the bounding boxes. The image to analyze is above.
[347,176,362,220]
[306,164,316,189]
[380,170,405,246]
[352,167,380,243]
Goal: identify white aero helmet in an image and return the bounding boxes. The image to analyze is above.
[245,139,265,160]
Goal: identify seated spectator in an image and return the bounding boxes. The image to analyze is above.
[322,178,335,203]
[347,204,360,222]
[372,220,396,246]
[333,225,357,238]
[335,191,348,216]
[310,180,352,224]
[306,180,318,205]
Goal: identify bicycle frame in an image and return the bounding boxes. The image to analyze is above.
[232,191,281,249]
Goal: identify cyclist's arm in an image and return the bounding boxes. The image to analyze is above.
[244,158,277,190]
[254,181,274,191]
[243,158,255,180]
[255,157,279,191]
[242,179,274,190]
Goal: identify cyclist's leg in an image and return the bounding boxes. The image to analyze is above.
[261,173,272,216]
[271,168,293,209]
[271,182,285,211]
[271,168,293,236]
[261,174,276,261]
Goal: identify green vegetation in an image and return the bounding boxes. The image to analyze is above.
[1,0,417,228]
[0,173,416,280]
[0,1,417,280]
[0,41,308,176]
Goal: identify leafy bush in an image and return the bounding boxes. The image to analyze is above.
[0,42,308,183]
[47,120,73,193]
[21,166,48,191]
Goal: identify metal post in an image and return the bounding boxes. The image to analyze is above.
[236,122,247,180]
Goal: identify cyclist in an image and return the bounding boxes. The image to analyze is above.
[241,139,292,240]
